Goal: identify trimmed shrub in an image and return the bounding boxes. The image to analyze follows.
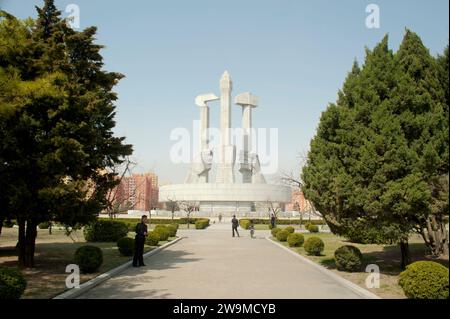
[117,237,134,256]
[166,224,178,237]
[74,246,103,273]
[285,226,295,234]
[276,230,289,242]
[271,227,281,237]
[195,219,210,229]
[287,233,304,247]
[153,226,170,241]
[0,267,27,299]
[84,220,128,242]
[239,219,251,230]
[307,224,319,233]
[145,232,160,246]
[334,245,363,272]
[38,221,51,229]
[304,237,324,256]
[399,261,449,299]
[268,223,275,229]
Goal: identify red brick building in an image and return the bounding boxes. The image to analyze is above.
[112,172,159,211]
[285,189,312,212]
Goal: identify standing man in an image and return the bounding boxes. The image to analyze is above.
[133,215,148,267]
[270,213,276,229]
[231,215,240,237]
[218,214,223,223]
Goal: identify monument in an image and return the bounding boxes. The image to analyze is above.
[159,71,291,216]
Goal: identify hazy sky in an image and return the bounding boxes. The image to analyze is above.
[1,0,449,184]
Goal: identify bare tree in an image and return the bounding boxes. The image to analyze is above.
[179,201,199,229]
[166,198,179,221]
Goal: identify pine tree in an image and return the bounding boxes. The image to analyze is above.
[302,31,448,268]
[0,1,132,267]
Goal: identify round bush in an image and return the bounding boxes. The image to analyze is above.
[307,224,319,233]
[153,227,170,241]
[334,245,363,272]
[145,232,160,246]
[284,226,295,234]
[268,224,275,229]
[0,267,27,299]
[83,220,128,242]
[304,237,324,256]
[117,237,134,256]
[239,219,251,230]
[74,245,103,273]
[38,221,51,229]
[399,261,449,299]
[166,224,178,237]
[287,233,305,247]
[271,227,281,237]
[276,230,289,242]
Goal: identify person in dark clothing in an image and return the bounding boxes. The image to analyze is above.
[231,215,240,237]
[133,215,148,267]
[270,213,276,228]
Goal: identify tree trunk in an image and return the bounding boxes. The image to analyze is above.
[422,215,449,257]
[400,240,411,270]
[187,213,190,229]
[18,219,37,268]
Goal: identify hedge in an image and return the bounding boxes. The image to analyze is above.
[84,220,128,242]
[239,219,251,230]
[0,267,27,299]
[195,219,210,229]
[399,261,449,299]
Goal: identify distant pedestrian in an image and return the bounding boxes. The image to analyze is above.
[249,220,255,238]
[133,215,148,267]
[270,213,276,228]
[231,215,240,237]
[218,214,222,223]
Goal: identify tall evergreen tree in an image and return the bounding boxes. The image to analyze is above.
[0,0,132,267]
[302,31,448,268]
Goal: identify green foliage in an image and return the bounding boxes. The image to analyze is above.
[117,237,134,256]
[166,224,178,237]
[74,246,103,273]
[145,232,160,246]
[240,219,251,229]
[301,31,449,267]
[0,1,133,267]
[83,220,128,242]
[0,267,27,299]
[276,230,289,242]
[271,227,281,237]
[334,245,363,272]
[153,227,170,241]
[307,224,319,233]
[287,233,304,247]
[304,237,325,256]
[399,261,449,299]
[195,219,210,229]
[38,221,51,229]
[284,226,295,234]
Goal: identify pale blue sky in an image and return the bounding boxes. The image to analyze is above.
[1,0,449,183]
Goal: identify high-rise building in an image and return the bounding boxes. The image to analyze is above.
[111,172,159,212]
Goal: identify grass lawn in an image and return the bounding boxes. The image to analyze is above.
[270,232,449,299]
[0,227,175,299]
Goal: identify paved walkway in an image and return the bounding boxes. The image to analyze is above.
[79,225,365,299]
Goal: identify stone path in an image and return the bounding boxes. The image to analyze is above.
[79,224,366,299]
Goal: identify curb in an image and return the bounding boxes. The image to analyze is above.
[266,237,381,299]
[53,237,183,299]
